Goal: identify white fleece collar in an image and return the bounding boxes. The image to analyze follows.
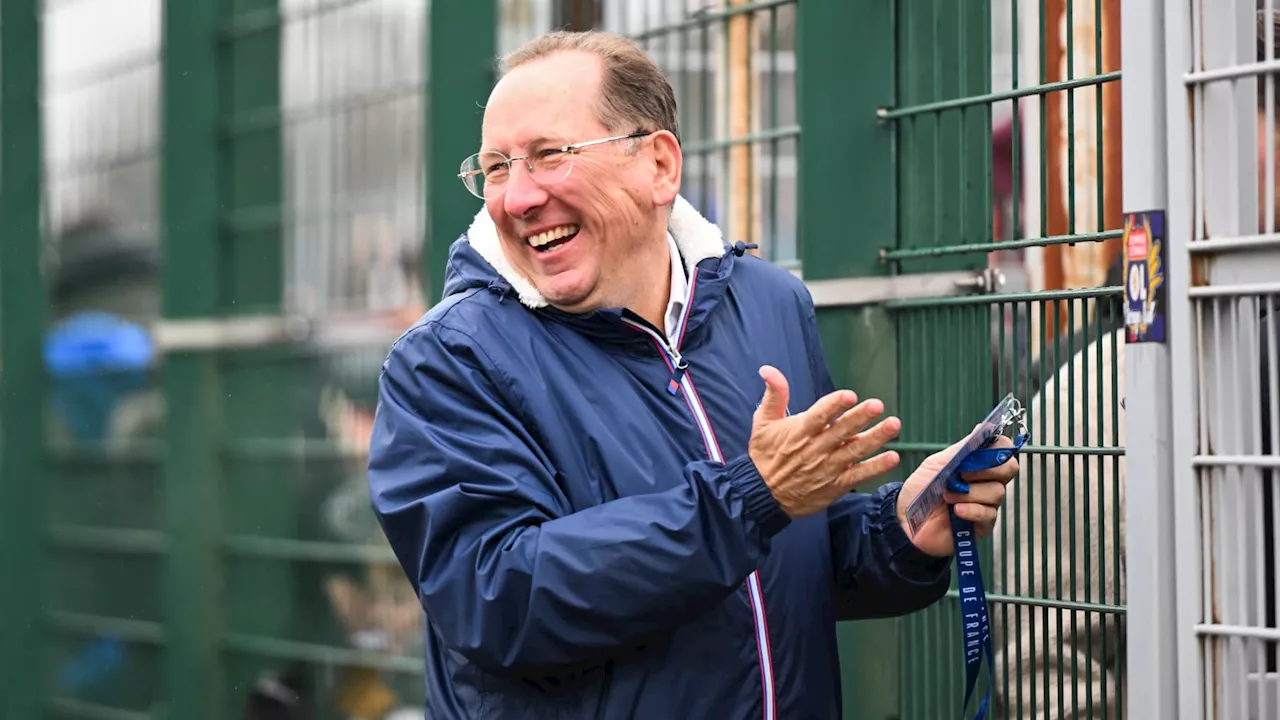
[462,195,728,309]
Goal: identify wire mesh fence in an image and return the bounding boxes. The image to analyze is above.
[879,0,1127,718]
[19,0,1261,717]
[604,0,798,267]
[39,1,166,717]
[278,0,424,316]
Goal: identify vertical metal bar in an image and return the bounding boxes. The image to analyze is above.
[798,2,901,715]
[1091,303,1107,720]
[1011,0,1021,245]
[0,0,48,716]
[1052,291,1064,719]
[162,0,227,716]
[1120,0,1179,715]
[1066,0,1076,239]
[1111,293,1124,720]
[700,20,710,219]
[1039,0,1048,248]
[998,299,1012,718]
[769,7,779,261]
[1037,299,1048,719]
[1067,298,1079,715]
[1270,294,1280,719]
[226,0,294,687]
[426,0,497,303]
[1018,297,1032,718]
[1267,0,1276,236]
[1163,0,1203,713]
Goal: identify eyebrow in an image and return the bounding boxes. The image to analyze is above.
[481,134,569,155]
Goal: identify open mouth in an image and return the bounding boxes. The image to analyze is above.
[527,224,580,253]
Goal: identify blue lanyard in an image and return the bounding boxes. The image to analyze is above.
[946,429,1029,720]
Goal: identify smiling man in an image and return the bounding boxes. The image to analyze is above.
[367,30,1018,719]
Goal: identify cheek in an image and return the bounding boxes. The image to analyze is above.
[569,168,643,227]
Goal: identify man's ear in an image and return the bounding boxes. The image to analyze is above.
[649,130,683,207]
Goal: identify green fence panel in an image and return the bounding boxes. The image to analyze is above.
[1,1,1139,718]
[204,1,498,717]
[428,1,497,301]
[162,0,226,717]
[31,2,167,719]
[888,0,997,717]
[877,1,1127,718]
[796,1,907,716]
[611,0,800,268]
[1,2,51,718]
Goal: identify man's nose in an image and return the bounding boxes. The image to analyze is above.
[502,161,549,219]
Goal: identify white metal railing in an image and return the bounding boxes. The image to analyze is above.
[1139,0,1280,718]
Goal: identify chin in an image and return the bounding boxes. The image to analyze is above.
[536,276,598,311]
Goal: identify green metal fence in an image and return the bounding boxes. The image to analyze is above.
[0,0,1132,717]
[1,0,494,717]
[877,1,1127,718]
[617,1,1127,718]
[607,0,799,267]
[39,2,167,712]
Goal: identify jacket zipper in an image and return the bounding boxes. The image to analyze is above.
[621,312,688,394]
[620,309,778,720]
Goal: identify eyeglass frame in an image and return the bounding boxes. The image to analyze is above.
[457,129,655,199]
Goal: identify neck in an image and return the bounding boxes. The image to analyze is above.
[625,228,674,332]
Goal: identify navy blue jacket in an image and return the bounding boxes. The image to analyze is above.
[368,198,951,719]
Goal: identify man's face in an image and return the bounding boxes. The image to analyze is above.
[479,51,675,312]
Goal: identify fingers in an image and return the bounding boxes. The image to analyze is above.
[821,398,892,451]
[799,388,861,434]
[832,416,901,468]
[947,477,1007,538]
[837,449,901,491]
[951,501,999,529]
[944,480,1006,508]
[960,455,1020,484]
[755,366,792,423]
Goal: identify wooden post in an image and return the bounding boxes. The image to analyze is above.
[1042,0,1069,341]
[1033,0,1123,342]
[728,0,757,254]
[555,0,600,31]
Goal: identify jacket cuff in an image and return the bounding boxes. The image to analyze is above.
[876,483,951,580]
[724,453,792,540]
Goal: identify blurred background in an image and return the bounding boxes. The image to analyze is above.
[4,0,1265,718]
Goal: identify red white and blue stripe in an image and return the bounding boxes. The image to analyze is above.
[623,268,777,720]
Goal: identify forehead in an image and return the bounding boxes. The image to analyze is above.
[481,51,606,152]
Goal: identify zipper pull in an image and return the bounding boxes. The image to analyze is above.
[666,347,688,394]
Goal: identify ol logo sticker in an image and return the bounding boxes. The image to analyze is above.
[1124,210,1167,344]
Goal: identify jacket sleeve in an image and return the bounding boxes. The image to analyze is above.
[826,484,952,619]
[367,320,793,675]
[792,286,951,620]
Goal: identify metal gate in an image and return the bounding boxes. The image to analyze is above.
[610,1,1130,717]
[1158,0,1280,717]
[868,0,1128,718]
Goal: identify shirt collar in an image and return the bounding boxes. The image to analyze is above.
[664,231,688,343]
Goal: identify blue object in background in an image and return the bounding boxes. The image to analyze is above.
[44,311,154,442]
[59,637,125,694]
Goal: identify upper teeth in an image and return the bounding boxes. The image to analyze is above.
[528,224,579,248]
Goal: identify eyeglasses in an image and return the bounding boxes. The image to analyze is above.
[458,130,653,199]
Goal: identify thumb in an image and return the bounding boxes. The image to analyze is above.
[755,365,790,424]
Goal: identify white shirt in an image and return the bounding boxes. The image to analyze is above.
[663,231,688,344]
